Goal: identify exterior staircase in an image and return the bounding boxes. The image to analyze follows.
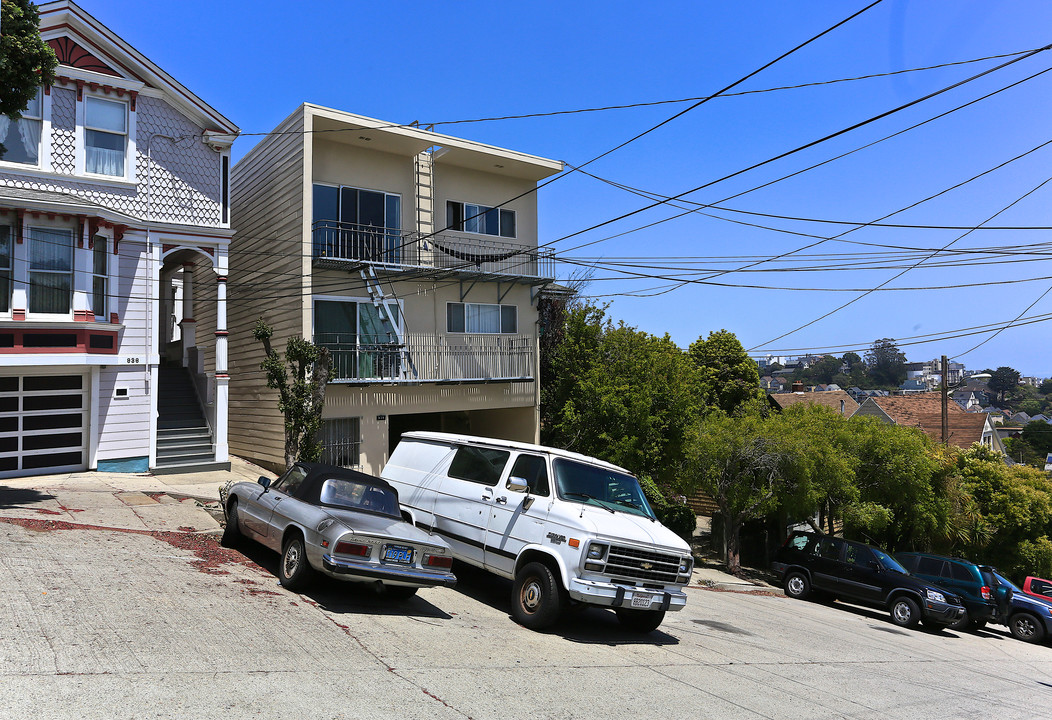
[155,367,229,474]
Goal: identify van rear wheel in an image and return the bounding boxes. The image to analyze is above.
[512,562,565,630]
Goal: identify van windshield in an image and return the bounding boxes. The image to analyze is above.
[552,459,656,520]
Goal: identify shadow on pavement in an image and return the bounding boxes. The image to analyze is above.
[0,485,56,509]
[230,539,453,620]
[452,562,680,646]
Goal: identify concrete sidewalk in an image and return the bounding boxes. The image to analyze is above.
[0,456,276,534]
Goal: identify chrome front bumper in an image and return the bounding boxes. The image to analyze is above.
[321,554,457,589]
[568,577,687,612]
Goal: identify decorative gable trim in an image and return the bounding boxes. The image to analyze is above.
[47,36,120,77]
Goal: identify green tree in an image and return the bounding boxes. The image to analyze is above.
[1038,379,1052,395]
[842,352,863,369]
[541,304,703,487]
[988,366,1021,404]
[864,338,907,388]
[688,330,765,415]
[0,0,57,156]
[809,355,843,385]
[254,317,332,469]
[1021,419,1052,458]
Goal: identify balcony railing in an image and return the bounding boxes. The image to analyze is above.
[312,221,554,280]
[317,332,535,384]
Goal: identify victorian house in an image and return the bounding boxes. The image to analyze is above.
[0,1,238,476]
[229,105,562,474]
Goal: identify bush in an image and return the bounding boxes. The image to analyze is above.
[638,474,697,539]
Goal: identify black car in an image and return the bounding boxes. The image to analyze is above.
[895,552,998,631]
[771,531,965,630]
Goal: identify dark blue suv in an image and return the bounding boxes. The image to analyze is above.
[895,552,998,631]
[772,531,965,630]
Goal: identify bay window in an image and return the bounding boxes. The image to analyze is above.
[0,90,42,166]
[447,201,516,238]
[447,302,517,334]
[28,227,74,315]
[85,97,128,176]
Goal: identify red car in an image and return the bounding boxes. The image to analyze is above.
[1023,576,1052,601]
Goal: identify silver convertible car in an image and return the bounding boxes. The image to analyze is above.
[221,462,457,597]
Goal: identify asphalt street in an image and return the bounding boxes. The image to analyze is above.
[2,515,1051,720]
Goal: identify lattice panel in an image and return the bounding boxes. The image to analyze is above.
[50,88,76,174]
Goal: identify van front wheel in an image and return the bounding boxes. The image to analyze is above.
[512,562,565,630]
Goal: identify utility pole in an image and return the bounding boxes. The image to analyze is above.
[941,355,949,444]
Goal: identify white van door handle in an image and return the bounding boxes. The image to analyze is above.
[495,496,507,505]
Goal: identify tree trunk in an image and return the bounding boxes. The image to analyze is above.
[724,516,743,574]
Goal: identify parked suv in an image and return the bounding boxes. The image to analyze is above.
[895,552,997,631]
[989,569,1052,643]
[772,531,965,630]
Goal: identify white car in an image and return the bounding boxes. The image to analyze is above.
[382,432,693,631]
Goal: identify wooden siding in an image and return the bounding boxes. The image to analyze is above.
[686,490,719,517]
[228,108,307,469]
[113,240,150,358]
[95,367,150,460]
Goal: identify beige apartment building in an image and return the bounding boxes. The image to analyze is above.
[227,105,562,474]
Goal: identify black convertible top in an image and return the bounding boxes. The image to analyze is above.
[289,462,399,507]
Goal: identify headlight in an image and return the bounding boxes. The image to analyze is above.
[679,557,693,575]
[925,589,946,603]
[587,543,608,560]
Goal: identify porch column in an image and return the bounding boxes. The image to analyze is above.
[214,274,229,462]
[179,262,196,367]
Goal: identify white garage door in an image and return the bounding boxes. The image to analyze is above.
[0,373,89,477]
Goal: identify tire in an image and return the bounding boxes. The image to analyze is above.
[220,498,242,548]
[511,561,565,630]
[889,596,921,628]
[615,608,666,633]
[784,571,811,600]
[1009,612,1046,643]
[379,585,418,601]
[973,619,987,631]
[278,533,315,591]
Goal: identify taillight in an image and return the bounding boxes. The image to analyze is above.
[981,585,992,601]
[334,541,370,557]
[424,554,452,569]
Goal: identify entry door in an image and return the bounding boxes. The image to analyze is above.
[484,453,551,578]
[0,373,88,477]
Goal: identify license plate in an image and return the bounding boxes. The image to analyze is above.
[382,545,413,565]
[630,592,654,609]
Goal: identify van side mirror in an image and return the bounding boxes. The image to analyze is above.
[507,476,529,493]
[258,476,271,489]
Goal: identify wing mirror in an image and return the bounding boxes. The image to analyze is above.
[507,476,530,493]
[257,476,271,490]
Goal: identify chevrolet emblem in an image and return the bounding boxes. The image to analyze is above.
[640,562,653,570]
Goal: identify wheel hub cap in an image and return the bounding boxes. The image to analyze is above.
[522,580,541,612]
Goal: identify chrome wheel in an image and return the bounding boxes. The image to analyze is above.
[787,576,806,596]
[283,541,302,578]
[890,597,920,628]
[1010,613,1044,642]
[520,577,543,614]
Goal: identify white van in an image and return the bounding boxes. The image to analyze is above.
[382,431,694,632]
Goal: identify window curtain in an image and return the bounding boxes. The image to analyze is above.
[28,228,73,314]
[466,303,500,333]
[86,130,125,176]
[17,117,40,162]
[0,116,40,164]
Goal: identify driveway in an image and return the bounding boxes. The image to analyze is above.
[1,515,1050,719]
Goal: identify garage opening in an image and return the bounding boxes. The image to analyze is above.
[0,373,88,476]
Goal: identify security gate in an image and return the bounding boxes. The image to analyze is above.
[0,373,89,477]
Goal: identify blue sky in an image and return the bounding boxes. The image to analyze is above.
[90,0,1052,376]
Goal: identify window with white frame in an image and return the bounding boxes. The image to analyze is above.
[447,302,517,334]
[92,236,107,318]
[447,201,516,239]
[84,97,128,177]
[0,89,42,166]
[27,227,74,315]
[0,226,11,313]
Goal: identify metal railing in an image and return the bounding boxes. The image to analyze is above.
[312,221,554,279]
[317,332,535,383]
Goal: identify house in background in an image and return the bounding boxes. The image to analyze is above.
[769,389,859,418]
[854,392,1005,453]
[228,105,562,474]
[0,1,238,477]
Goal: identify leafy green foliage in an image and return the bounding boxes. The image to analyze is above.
[988,366,1021,404]
[254,317,331,469]
[541,304,703,488]
[688,329,765,415]
[637,475,697,540]
[0,0,57,155]
[1021,420,1052,457]
[864,338,907,388]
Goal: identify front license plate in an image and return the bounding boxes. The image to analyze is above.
[382,545,413,565]
[630,592,654,609]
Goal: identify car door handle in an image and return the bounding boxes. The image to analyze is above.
[495,497,507,505]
